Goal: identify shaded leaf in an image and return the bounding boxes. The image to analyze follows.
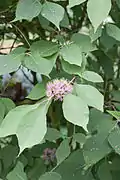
[108,129,120,155]
[56,138,70,165]
[39,172,61,180]
[7,161,27,180]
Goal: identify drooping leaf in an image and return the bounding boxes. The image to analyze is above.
[27,83,46,100]
[106,23,120,42]
[81,71,103,82]
[39,172,61,180]
[14,0,42,21]
[56,138,70,165]
[87,0,111,31]
[0,47,25,75]
[7,161,27,180]
[69,0,87,8]
[62,94,89,131]
[45,128,61,142]
[41,2,64,29]
[0,100,51,154]
[60,43,82,67]
[75,84,104,112]
[71,33,96,52]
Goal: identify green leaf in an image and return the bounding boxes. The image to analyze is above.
[75,84,104,112]
[83,133,112,166]
[24,52,58,76]
[27,83,46,100]
[31,40,59,57]
[39,172,61,180]
[71,33,96,52]
[0,101,5,125]
[87,0,111,31]
[107,111,120,120]
[88,109,115,134]
[41,2,64,30]
[108,129,120,155]
[0,47,25,75]
[73,133,86,146]
[63,94,89,131]
[55,150,94,180]
[1,98,15,114]
[0,100,51,154]
[90,26,102,41]
[69,0,87,8]
[81,71,103,82]
[45,128,61,142]
[60,43,82,67]
[61,60,82,76]
[106,23,120,42]
[7,161,27,180]
[60,12,69,28]
[14,0,42,21]
[56,138,70,165]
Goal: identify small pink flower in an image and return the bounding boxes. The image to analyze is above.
[46,78,73,101]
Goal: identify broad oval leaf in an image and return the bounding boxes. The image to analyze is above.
[69,0,87,8]
[82,71,103,82]
[27,83,46,100]
[62,94,89,131]
[14,0,42,21]
[0,47,25,75]
[71,33,96,52]
[31,40,59,57]
[87,0,111,31]
[39,172,61,180]
[0,100,51,154]
[60,43,82,67]
[75,84,104,112]
[56,138,70,165]
[24,52,58,76]
[41,2,64,30]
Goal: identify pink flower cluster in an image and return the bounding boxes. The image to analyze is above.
[46,78,73,101]
[41,148,56,165]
